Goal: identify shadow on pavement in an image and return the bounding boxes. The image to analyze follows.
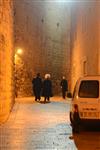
[70,126,100,150]
[15,97,68,104]
[39,101,51,104]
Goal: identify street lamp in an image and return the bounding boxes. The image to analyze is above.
[16,48,23,55]
[14,48,23,65]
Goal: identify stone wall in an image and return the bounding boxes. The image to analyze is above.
[70,1,100,91]
[0,0,14,123]
[14,0,71,96]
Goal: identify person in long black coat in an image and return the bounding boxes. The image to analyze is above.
[32,73,42,101]
[60,76,68,99]
[42,74,52,103]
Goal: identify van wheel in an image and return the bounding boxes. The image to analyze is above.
[72,123,80,133]
[72,112,80,133]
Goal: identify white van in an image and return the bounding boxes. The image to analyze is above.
[70,75,100,132]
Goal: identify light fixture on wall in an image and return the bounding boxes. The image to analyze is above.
[14,48,23,65]
[16,48,23,55]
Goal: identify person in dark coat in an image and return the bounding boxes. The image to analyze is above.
[32,73,42,101]
[60,76,68,99]
[42,74,52,103]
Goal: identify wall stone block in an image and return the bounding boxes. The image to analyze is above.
[0,0,14,123]
[14,0,71,96]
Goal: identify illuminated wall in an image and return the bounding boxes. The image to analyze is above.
[70,1,100,91]
[14,0,71,96]
[0,0,14,123]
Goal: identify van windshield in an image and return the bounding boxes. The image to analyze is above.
[78,80,99,98]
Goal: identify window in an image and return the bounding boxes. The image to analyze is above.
[83,60,87,75]
[78,80,99,98]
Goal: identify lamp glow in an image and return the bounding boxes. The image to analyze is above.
[16,48,23,55]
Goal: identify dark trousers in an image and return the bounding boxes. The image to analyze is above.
[62,89,66,99]
[44,96,50,102]
[34,88,41,100]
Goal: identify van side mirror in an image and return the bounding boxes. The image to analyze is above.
[67,92,72,98]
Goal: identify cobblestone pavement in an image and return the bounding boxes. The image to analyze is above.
[0,97,77,150]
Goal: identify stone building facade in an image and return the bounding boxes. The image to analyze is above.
[0,0,14,123]
[14,0,71,96]
[0,0,100,124]
[70,1,100,91]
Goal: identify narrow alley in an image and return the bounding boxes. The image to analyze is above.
[1,97,100,150]
[0,1,100,149]
[0,97,76,150]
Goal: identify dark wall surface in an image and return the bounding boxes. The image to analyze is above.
[14,0,71,96]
